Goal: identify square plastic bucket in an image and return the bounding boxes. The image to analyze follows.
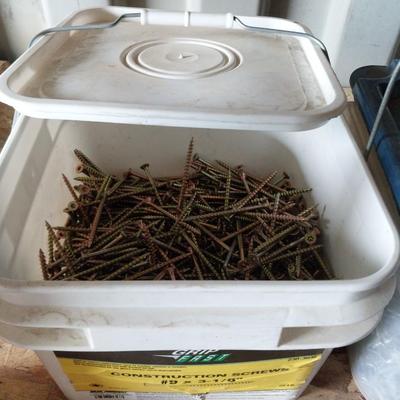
[0,8,396,400]
[0,114,398,399]
[0,114,397,350]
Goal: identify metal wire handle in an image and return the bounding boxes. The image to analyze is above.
[29,12,142,48]
[29,11,330,64]
[233,16,330,62]
[364,60,400,159]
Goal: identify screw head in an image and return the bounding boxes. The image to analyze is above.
[304,231,317,245]
[75,163,85,174]
[78,185,91,195]
[68,201,79,212]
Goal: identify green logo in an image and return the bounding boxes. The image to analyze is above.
[176,353,231,364]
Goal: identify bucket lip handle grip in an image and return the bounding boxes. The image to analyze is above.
[28,11,330,63]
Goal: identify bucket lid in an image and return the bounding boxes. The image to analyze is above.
[0,8,346,131]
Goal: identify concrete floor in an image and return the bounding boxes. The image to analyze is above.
[0,61,372,400]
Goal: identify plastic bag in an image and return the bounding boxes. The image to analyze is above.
[349,278,400,400]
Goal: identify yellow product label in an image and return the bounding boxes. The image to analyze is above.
[58,354,321,394]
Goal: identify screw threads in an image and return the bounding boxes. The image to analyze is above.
[224,168,232,210]
[233,171,278,210]
[39,249,48,280]
[178,138,194,211]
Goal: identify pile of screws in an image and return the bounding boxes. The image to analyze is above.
[39,141,333,281]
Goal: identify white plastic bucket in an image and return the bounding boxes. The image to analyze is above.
[0,7,396,399]
[0,114,397,353]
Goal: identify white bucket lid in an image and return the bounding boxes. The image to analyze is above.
[0,7,346,131]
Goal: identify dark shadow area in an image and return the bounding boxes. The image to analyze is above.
[0,18,11,61]
[269,0,290,18]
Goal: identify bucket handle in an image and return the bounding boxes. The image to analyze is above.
[29,10,329,62]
